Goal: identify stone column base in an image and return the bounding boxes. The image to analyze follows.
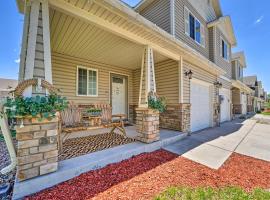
[233,104,242,114]
[135,108,160,143]
[179,103,191,133]
[16,117,59,181]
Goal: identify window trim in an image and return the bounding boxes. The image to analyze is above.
[184,6,205,48]
[220,37,230,62]
[76,66,98,97]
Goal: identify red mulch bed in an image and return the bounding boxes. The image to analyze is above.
[26,150,270,200]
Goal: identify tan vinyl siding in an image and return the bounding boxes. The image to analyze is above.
[187,0,217,22]
[175,0,209,59]
[218,78,232,90]
[232,89,241,104]
[132,68,140,105]
[232,60,243,81]
[231,60,237,80]
[208,27,215,63]
[155,60,179,105]
[132,59,179,106]
[139,0,171,34]
[51,52,134,105]
[215,27,232,79]
[183,61,217,104]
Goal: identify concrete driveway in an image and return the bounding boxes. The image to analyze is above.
[164,116,270,169]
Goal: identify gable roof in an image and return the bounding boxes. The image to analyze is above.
[208,16,237,47]
[232,51,247,68]
[243,76,257,86]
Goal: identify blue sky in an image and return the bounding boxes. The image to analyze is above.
[0,0,269,92]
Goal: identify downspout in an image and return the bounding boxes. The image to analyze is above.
[0,103,17,174]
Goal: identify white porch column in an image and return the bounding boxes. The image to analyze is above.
[138,46,156,107]
[136,46,159,143]
[19,0,52,96]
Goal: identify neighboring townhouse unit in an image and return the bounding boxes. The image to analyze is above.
[136,0,237,129]
[230,52,253,115]
[16,0,242,137]
[243,76,265,112]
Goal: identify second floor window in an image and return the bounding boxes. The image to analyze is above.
[238,65,242,78]
[184,7,205,47]
[220,38,229,61]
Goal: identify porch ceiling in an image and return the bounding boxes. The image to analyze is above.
[49,8,167,69]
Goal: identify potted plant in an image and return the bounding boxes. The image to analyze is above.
[3,95,68,123]
[148,93,167,113]
[86,108,102,117]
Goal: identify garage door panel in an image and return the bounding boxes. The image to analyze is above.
[191,81,212,132]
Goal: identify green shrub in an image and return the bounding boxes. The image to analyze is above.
[148,96,167,113]
[3,95,68,121]
[155,186,270,200]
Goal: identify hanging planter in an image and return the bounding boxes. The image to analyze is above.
[148,92,167,113]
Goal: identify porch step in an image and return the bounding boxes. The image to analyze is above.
[12,131,187,199]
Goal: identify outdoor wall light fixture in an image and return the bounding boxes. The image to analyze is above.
[214,81,223,89]
[184,70,193,79]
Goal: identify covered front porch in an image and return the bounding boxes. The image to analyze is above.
[11,0,224,198]
[231,80,253,116]
[13,0,194,188]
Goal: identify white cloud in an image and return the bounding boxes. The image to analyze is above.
[254,16,264,24]
[14,58,20,64]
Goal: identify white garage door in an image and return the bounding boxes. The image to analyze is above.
[220,88,231,123]
[191,80,212,132]
[241,94,247,114]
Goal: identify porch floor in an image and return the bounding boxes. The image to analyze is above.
[13,128,187,199]
[59,132,135,161]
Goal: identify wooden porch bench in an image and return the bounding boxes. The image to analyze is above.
[59,103,127,151]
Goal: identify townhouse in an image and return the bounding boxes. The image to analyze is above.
[230,52,253,116]
[16,0,253,138]
[136,0,237,129]
[243,76,267,112]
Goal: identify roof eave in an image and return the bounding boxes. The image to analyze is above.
[16,0,25,14]
[211,0,223,18]
[232,51,247,68]
[134,0,155,12]
[208,16,237,47]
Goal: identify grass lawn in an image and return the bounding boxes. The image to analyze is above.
[262,112,270,116]
[155,186,270,200]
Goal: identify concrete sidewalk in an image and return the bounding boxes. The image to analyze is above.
[164,118,269,169]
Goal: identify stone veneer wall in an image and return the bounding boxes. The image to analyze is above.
[160,105,181,131]
[16,117,59,181]
[213,103,220,127]
[233,104,242,114]
[128,104,137,124]
[133,104,191,133]
[179,103,191,133]
[135,108,160,143]
[247,105,253,113]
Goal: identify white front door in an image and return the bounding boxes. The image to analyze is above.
[111,75,127,115]
[241,94,247,114]
[190,80,212,132]
[220,88,231,122]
